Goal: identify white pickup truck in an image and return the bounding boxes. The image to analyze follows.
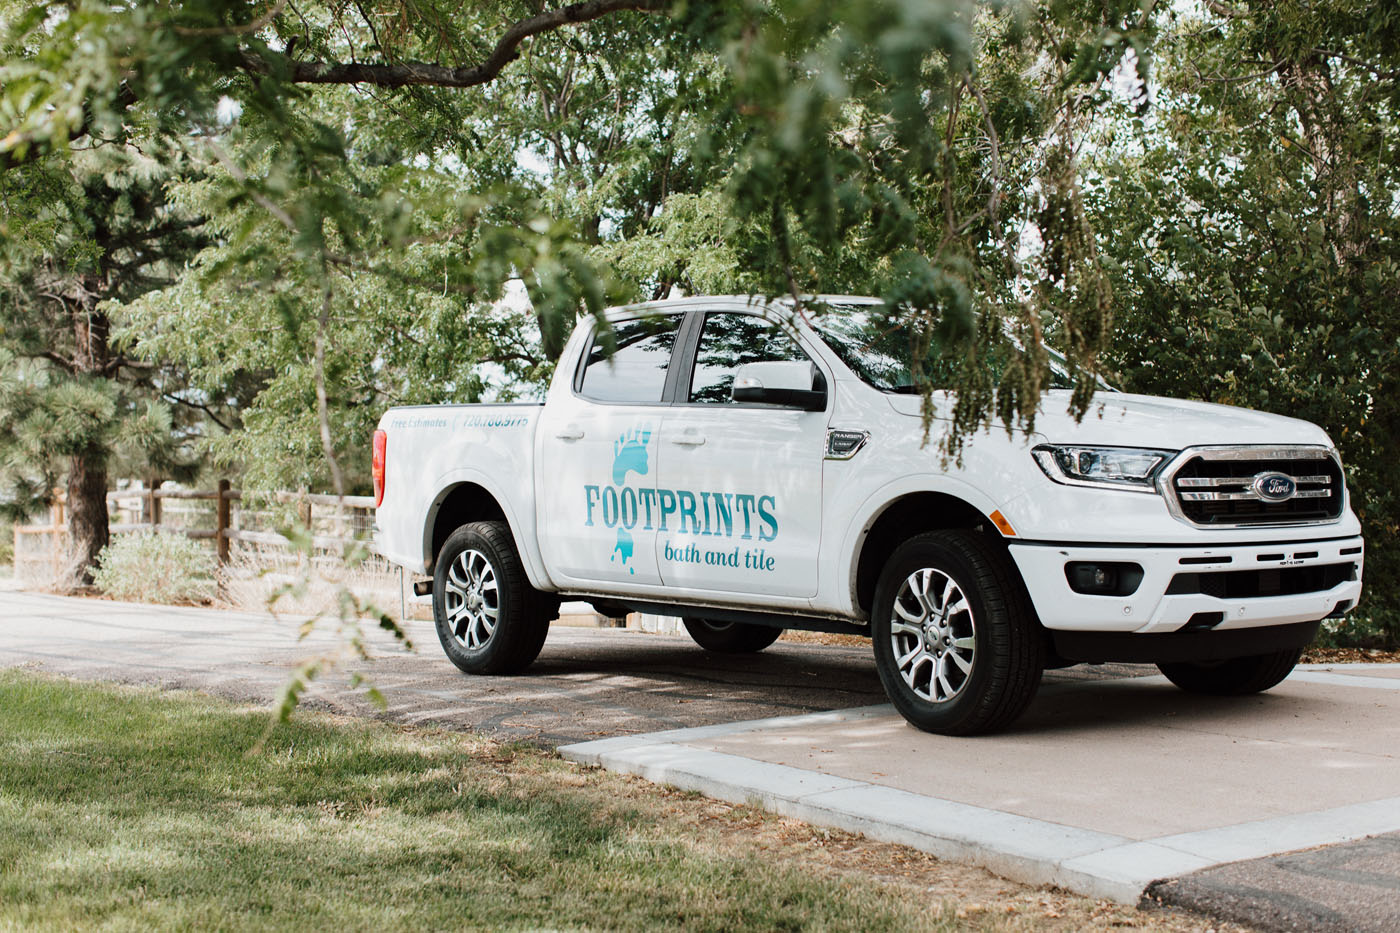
[372,295,1365,734]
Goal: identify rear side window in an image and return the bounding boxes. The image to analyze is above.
[578,314,683,404]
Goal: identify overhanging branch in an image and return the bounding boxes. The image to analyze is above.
[1,0,665,173]
[241,0,667,89]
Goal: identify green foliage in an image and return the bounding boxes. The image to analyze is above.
[657,0,1156,453]
[0,350,190,522]
[5,0,1394,645]
[1089,0,1400,644]
[4,0,1155,493]
[92,532,217,604]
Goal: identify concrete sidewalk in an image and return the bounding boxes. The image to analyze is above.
[561,665,1400,925]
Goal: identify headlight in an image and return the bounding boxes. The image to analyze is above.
[1032,445,1173,492]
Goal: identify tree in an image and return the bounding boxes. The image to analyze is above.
[0,149,211,587]
[2,0,662,565]
[1088,0,1400,643]
[115,12,733,492]
[3,0,1153,579]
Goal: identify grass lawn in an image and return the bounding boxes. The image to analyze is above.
[0,671,1233,932]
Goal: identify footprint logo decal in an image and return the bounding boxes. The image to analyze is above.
[611,427,652,573]
[612,427,651,485]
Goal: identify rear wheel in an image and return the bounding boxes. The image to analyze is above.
[1157,648,1302,695]
[871,530,1044,736]
[682,618,783,654]
[433,521,554,675]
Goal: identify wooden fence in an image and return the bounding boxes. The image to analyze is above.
[12,484,376,583]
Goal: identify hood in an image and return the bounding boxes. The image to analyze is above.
[885,390,1334,450]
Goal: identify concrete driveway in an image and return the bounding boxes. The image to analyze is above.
[561,666,1400,927]
[2,589,1397,931]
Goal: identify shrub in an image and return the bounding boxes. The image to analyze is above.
[93,533,216,605]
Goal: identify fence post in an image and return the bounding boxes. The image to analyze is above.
[297,487,311,569]
[147,483,162,530]
[51,489,65,583]
[216,479,231,564]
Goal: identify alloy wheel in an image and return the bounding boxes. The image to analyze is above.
[444,548,499,649]
[888,567,977,703]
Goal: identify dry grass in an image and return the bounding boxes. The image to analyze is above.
[1300,645,1400,664]
[216,545,432,623]
[780,629,869,647]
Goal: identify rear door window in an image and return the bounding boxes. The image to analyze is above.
[577,314,683,404]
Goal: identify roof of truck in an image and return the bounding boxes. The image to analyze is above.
[603,294,882,319]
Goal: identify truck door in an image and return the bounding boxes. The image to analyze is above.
[536,312,685,588]
[655,310,829,600]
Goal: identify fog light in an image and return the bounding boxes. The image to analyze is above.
[1065,561,1144,596]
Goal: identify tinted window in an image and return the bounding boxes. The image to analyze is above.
[578,314,682,403]
[689,313,814,404]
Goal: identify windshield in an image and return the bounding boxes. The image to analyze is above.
[806,303,1083,393]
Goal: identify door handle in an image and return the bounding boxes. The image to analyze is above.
[671,432,706,447]
[554,424,585,441]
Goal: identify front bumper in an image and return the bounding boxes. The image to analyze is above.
[1008,535,1363,634]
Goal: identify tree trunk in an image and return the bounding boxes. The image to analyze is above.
[1275,56,1365,265]
[61,302,113,591]
[62,450,109,590]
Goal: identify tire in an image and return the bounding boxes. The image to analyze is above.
[871,530,1045,736]
[432,521,555,675]
[682,618,783,654]
[1157,648,1302,696]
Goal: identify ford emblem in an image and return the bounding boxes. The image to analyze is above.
[1253,472,1297,502]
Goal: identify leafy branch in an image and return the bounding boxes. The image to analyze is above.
[238,0,668,89]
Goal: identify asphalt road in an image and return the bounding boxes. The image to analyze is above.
[1146,834,1400,932]
[2,588,1397,932]
[0,589,891,744]
[0,589,1147,744]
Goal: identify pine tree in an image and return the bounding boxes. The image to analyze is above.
[0,150,209,588]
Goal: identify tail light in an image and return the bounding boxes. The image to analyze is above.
[372,429,387,507]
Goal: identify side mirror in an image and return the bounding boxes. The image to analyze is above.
[731,361,827,411]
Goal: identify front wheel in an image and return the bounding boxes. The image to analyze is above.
[433,521,554,675]
[871,530,1044,736]
[682,618,783,653]
[1157,648,1302,695]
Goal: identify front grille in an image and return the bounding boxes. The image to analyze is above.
[1166,562,1356,599]
[1166,447,1344,526]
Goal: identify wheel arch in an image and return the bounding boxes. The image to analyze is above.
[850,490,1012,619]
[422,479,551,590]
